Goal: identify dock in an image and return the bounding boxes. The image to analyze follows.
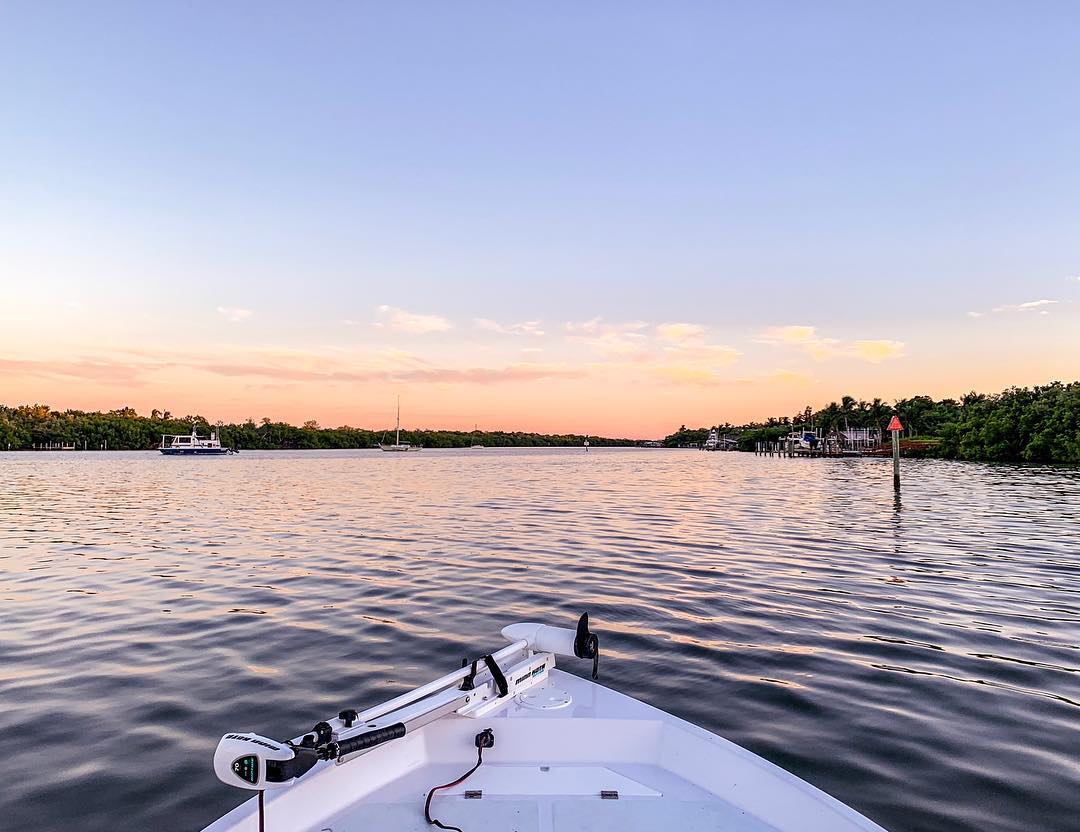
[754,427,884,458]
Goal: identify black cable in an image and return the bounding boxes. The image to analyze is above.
[258,789,264,832]
[424,746,484,832]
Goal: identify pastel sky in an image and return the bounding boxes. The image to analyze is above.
[2,3,1078,437]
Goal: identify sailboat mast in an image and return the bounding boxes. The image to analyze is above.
[396,396,401,445]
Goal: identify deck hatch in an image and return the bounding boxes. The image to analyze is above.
[443,765,660,797]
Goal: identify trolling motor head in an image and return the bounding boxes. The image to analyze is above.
[213,732,319,790]
[502,612,600,679]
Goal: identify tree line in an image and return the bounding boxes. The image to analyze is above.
[0,405,636,451]
[664,382,1080,464]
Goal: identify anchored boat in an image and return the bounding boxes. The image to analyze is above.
[159,426,233,455]
[205,615,888,832]
[379,397,422,452]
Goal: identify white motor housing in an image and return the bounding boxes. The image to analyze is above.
[213,733,298,790]
[502,622,578,656]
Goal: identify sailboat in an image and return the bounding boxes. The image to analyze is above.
[470,423,484,449]
[378,397,422,452]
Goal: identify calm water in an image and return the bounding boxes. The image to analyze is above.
[0,449,1077,831]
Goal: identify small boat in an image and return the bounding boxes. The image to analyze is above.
[703,428,720,451]
[379,397,422,452]
[203,615,888,832]
[159,426,232,455]
[785,430,820,451]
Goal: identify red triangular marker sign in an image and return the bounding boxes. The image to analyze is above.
[887,416,903,432]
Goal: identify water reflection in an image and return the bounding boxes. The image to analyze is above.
[0,449,1077,832]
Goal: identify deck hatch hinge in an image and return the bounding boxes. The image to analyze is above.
[600,790,619,800]
[464,790,482,799]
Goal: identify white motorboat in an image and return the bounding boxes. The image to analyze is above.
[160,426,233,455]
[379,397,422,452]
[204,615,888,832]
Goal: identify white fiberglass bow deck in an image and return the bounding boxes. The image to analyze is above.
[205,615,887,832]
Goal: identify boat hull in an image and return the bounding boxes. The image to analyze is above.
[159,448,231,455]
[201,668,887,832]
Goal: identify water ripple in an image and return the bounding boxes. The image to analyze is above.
[0,448,1077,832]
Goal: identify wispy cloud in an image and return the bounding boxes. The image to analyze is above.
[769,369,812,385]
[993,299,1057,314]
[662,342,741,364]
[564,317,649,337]
[376,348,429,367]
[0,357,153,384]
[850,340,906,361]
[757,325,905,363]
[0,344,582,392]
[198,358,579,385]
[216,306,253,323]
[758,325,817,345]
[400,363,581,385]
[642,341,742,386]
[655,321,740,366]
[474,318,545,337]
[564,318,650,358]
[565,318,740,377]
[969,298,1058,317]
[374,305,451,334]
[655,322,706,343]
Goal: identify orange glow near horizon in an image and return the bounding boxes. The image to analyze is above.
[2,305,1077,437]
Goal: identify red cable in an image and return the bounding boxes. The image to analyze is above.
[424,747,485,832]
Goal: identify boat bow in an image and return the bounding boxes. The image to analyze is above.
[203,616,888,832]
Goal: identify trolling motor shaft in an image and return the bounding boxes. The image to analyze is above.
[213,613,600,792]
[318,722,406,760]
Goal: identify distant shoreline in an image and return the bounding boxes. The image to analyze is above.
[0,405,642,451]
[4,380,1078,463]
[662,381,1079,464]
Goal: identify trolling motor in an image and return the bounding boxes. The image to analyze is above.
[502,612,600,679]
[212,613,600,795]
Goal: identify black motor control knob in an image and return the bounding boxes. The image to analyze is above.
[313,721,333,745]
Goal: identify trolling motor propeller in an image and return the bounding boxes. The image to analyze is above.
[574,609,600,674]
[502,612,600,679]
[573,612,600,679]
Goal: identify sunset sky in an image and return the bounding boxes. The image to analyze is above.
[2,4,1078,437]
